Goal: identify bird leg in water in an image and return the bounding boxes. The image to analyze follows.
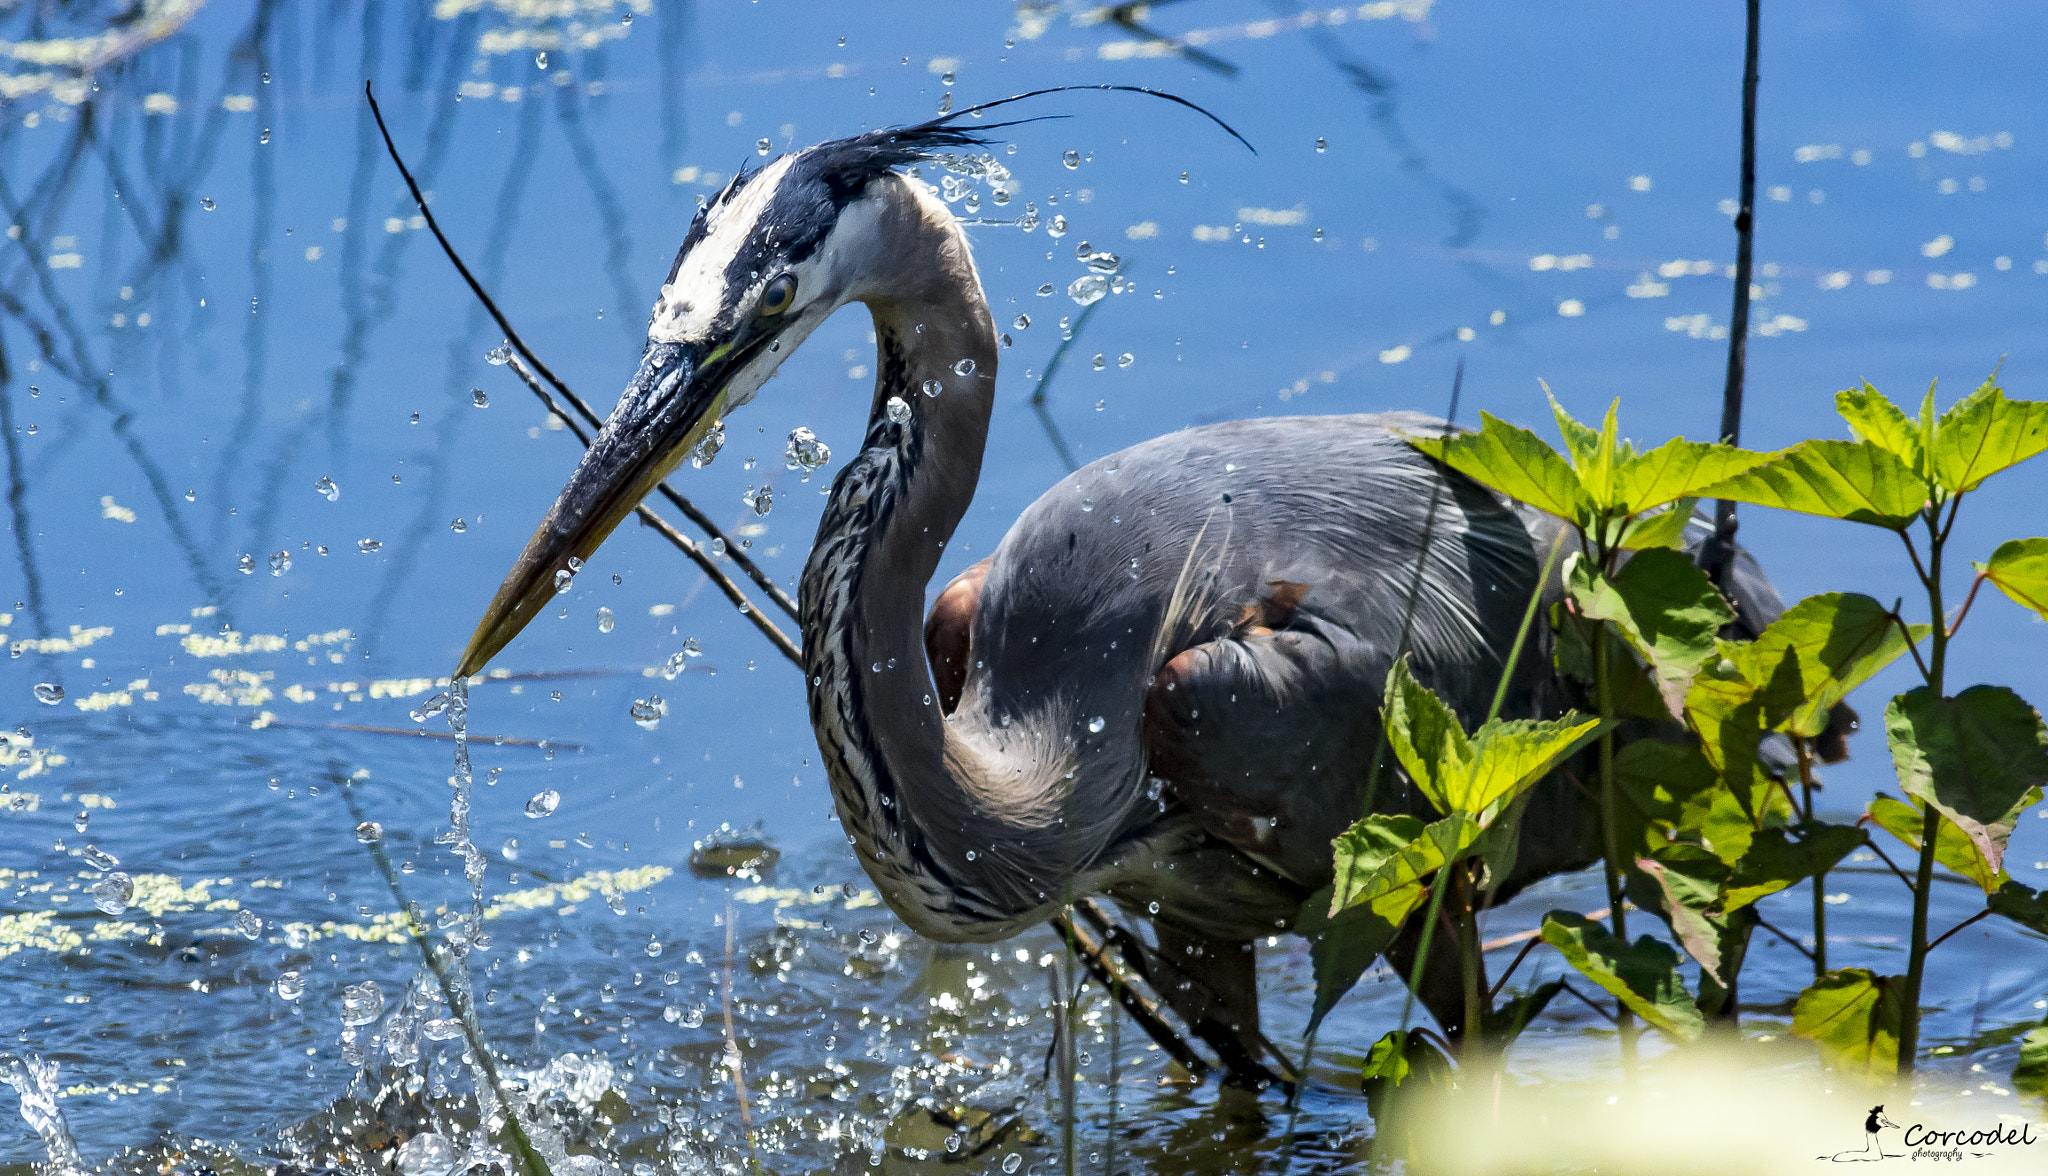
[1145,925,1285,1090]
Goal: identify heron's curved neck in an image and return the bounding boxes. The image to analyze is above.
[801,184,1074,939]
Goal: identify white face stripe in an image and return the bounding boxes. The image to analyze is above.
[647,155,798,345]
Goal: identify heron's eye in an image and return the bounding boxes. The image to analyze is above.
[758,273,797,317]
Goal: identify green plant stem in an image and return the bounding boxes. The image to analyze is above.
[1592,622,1639,1076]
[1457,864,1487,1065]
[1797,737,1827,981]
[1897,507,1952,1079]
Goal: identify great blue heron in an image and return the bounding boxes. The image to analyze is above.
[454,109,1837,1086]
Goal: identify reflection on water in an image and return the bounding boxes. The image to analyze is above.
[5,0,2048,1169]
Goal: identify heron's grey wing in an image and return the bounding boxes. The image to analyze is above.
[1142,594,1387,889]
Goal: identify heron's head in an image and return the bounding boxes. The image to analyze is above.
[454,121,996,677]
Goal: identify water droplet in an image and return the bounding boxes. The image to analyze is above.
[691,420,726,468]
[237,553,256,575]
[743,484,774,516]
[1036,283,1054,296]
[682,1007,705,1028]
[597,607,615,633]
[500,837,519,861]
[1068,275,1108,306]
[1087,715,1107,734]
[409,412,420,424]
[953,358,976,377]
[354,821,382,844]
[1090,354,1107,371]
[260,71,271,83]
[535,51,548,69]
[630,695,667,728]
[422,1017,461,1040]
[1118,352,1135,369]
[235,910,263,940]
[645,937,664,957]
[554,568,574,594]
[885,396,912,424]
[91,872,132,915]
[72,810,88,834]
[449,518,467,533]
[784,426,832,480]
[1012,313,1031,330]
[755,138,771,155]
[356,538,382,554]
[709,537,726,558]
[285,924,310,948]
[409,691,451,723]
[268,550,291,576]
[201,198,216,211]
[32,683,62,705]
[1148,901,1161,914]
[471,389,489,408]
[82,845,118,870]
[260,127,271,144]
[314,476,340,501]
[524,789,560,819]
[935,92,952,115]
[941,71,956,85]
[340,980,385,1026]
[1048,214,1068,238]
[274,971,304,1000]
[605,892,627,915]
[1003,1154,1023,1175]
[1062,150,1080,169]
[485,341,513,365]
[1315,136,1327,153]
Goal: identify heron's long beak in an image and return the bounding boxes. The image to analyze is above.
[455,339,724,678]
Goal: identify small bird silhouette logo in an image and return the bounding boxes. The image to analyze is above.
[1824,1105,1902,1162]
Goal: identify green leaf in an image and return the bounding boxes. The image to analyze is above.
[1865,793,2008,893]
[1719,824,1868,911]
[1460,714,1606,819]
[1631,849,1732,985]
[1616,499,1698,551]
[1405,411,1594,524]
[1986,881,2048,938]
[1330,813,1478,919]
[1330,813,1428,914]
[1482,980,1564,1047]
[1549,391,1604,477]
[1836,383,1926,475]
[1886,686,2048,875]
[1979,538,2048,625]
[1359,1028,1454,1124]
[1381,657,1473,816]
[1296,885,1410,1038]
[1539,911,1705,1041]
[1930,378,2048,494]
[1610,738,1743,860]
[1695,439,1927,529]
[1568,548,1735,720]
[1791,969,1905,1083]
[1614,440,1774,516]
[1735,592,1914,738]
[2015,1026,2048,1100]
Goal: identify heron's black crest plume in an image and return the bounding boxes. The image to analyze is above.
[666,85,1251,286]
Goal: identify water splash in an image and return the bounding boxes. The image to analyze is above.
[1,1054,87,1176]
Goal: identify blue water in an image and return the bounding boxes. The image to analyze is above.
[3,0,2045,1168]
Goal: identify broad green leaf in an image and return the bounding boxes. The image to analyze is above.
[1568,549,1734,720]
[1631,849,1731,984]
[1331,813,1479,918]
[1610,738,1745,860]
[1405,411,1594,524]
[1886,686,2048,875]
[1986,881,2048,938]
[1695,439,1927,529]
[1930,378,2048,494]
[1616,499,1698,551]
[1836,383,1925,475]
[1979,538,2048,625]
[1539,911,1705,1041]
[1381,657,1473,816]
[2015,1026,2048,1100]
[1482,979,1564,1047]
[1459,714,1605,818]
[1297,885,1411,1038]
[1614,440,1774,516]
[1549,391,1603,475]
[1329,813,1428,915]
[1719,824,1867,911]
[1865,793,2008,893]
[1552,608,1670,721]
[1359,1028,1454,1125]
[1734,592,1913,737]
[1791,969,1905,1083]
